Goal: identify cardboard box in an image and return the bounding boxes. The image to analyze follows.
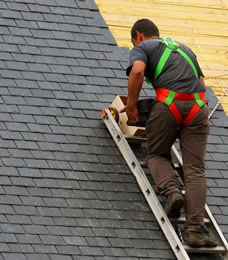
[111,95,146,136]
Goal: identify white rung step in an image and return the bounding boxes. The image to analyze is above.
[184,245,227,254]
[125,135,147,143]
[169,217,211,225]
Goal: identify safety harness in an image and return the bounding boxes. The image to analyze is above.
[151,38,206,126]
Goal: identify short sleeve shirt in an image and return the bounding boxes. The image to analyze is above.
[126,38,205,93]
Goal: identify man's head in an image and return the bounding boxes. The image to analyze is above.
[131,19,159,46]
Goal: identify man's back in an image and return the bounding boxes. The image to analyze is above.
[127,38,205,93]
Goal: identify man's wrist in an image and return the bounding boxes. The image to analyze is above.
[126,102,137,109]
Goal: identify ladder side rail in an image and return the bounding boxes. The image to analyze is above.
[184,245,227,254]
[171,144,228,255]
[103,109,190,260]
[171,145,183,165]
[205,204,228,254]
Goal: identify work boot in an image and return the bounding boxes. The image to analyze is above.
[165,191,184,218]
[186,231,218,247]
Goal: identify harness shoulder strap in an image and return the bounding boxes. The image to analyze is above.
[176,48,198,78]
[154,47,172,80]
[154,38,174,81]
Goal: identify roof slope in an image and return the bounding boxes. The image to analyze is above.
[0,0,227,259]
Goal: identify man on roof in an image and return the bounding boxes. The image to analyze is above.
[121,18,218,247]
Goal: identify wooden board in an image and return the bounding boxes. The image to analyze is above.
[111,95,146,136]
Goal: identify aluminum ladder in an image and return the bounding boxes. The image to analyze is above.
[102,108,228,260]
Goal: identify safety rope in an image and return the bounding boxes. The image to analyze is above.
[208,86,228,119]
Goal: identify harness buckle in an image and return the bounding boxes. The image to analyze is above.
[164,37,178,50]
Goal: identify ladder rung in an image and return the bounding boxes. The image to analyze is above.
[125,135,147,143]
[139,160,147,168]
[184,245,227,254]
[140,160,183,171]
[172,163,182,169]
[169,217,211,225]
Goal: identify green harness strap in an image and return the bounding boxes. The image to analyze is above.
[176,48,198,79]
[153,38,199,81]
[193,93,205,108]
[164,90,176,106]
[154,47,172,80]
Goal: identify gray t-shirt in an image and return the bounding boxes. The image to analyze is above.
[126,38,205,93]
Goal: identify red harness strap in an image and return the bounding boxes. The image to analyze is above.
[155,88,206,126]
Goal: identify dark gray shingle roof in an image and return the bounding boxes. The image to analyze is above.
[0,0,227,259]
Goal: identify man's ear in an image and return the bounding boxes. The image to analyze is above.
[136,31,141,40]
[136,31,144,43]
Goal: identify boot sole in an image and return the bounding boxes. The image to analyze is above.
[186,236,218,248]
[186,239,218,248]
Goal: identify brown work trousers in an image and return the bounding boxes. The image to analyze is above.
[146,99,210,232]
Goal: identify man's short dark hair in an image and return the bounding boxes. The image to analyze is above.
[131,19,159,39]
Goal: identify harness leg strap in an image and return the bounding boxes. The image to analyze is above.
[169,102,183,125]
[183,103,201,126]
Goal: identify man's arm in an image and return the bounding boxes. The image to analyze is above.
[121,60,145,124]
[200,76,206,89]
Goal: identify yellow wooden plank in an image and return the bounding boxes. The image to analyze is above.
[95,0,228,10]
[196,53,228,63]
[104,15,228,36]
[200,62,228,71]
[108,26,228,47]
[203,74,228,80]
[209,86,228,92]
[205,79,228,87]
[196,55,228,65]
[203,70,228,78]
[108,24,228,40]
[97,4,228,24]
[105,24,228,48]
[95,0,228,23]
